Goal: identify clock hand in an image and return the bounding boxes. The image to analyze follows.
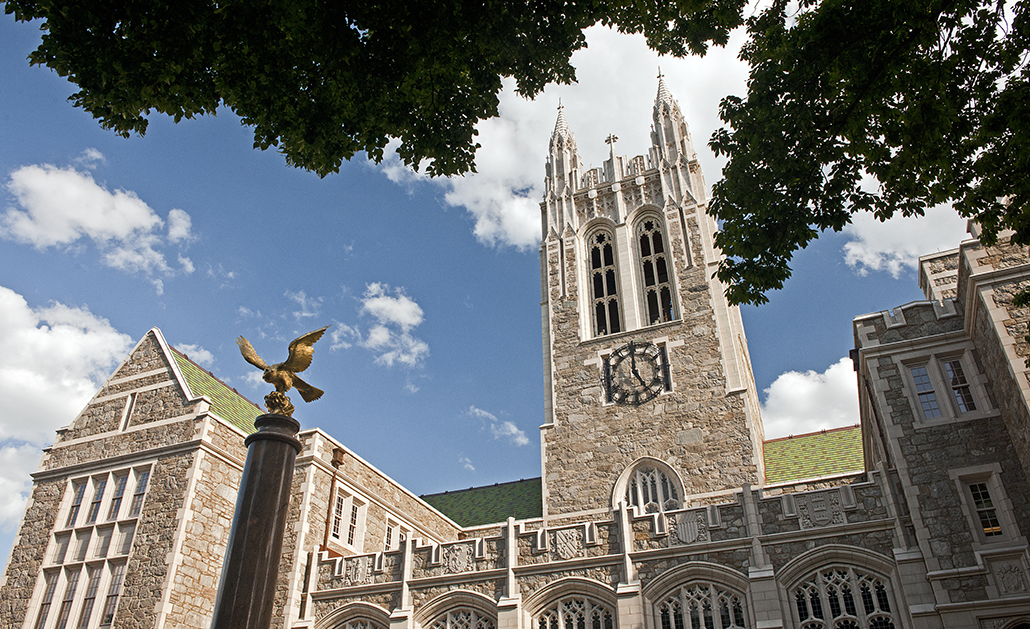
[634,369,647,386]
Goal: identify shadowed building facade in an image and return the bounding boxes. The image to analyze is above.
[3,80,1030,629]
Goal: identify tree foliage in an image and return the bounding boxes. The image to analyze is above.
[709,0,1030,304]
[3,0,745,177]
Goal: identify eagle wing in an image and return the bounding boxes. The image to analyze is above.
[236,336,270,370]
[281,325,330,373]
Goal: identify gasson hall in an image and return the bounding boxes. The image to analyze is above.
[4,79,1030,629]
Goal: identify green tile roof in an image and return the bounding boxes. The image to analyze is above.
[763,425,864,484]
[421,478,542,527]
[171,349,260,433]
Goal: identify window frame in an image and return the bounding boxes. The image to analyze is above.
[950,464,1021,547]
[633,214,677,327]
[328,484,367,551]
[901,350,990,424]
[34,464,151,629]
[585,227,623,338]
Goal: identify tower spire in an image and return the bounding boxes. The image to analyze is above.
[552,100,571,145]
[655,68,674,111]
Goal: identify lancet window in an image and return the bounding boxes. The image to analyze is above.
[537,596,614,629]
[637,218,674,325]
[792,568,897,629]
[429,608,495,629]
[625,465,680,513]
[657,584,748,629]
[589,230,621,336]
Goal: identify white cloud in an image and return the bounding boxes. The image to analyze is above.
[0,442,41,531]
[166,208,193,243]
[328,323,361,350]
[1,159,195,285]
[360,283,424,331]
[175,344,215,367]
[761,357,860,439]
[468,405,529,447]
[285,290,323,320]
[459,456,475,472]
[73,148,105,169]
[331,283,429,367]
[0,285,133,530]
[843,205,970,278]
[375,25,750,249]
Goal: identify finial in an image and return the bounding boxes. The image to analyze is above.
[655,70,674,108]
[553,99,570,138]
[605,134,619,146]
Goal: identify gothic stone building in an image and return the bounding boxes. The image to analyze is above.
[3,79,1030,629]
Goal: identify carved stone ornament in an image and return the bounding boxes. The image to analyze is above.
[553,528,582,560]
[345,556,374,586]
[996,561,1027,595]
[670,512,708,545]
[796,491,844,529]
[444,543,474,574]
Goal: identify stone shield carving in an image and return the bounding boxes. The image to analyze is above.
[797,491,844,529]
[444,543,474,574]
[995,561,1027,595]
[345,555,373,586]
[670,512,708,545]
[553,528,582,560]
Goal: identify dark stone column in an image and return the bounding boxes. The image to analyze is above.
[212,413,302,629]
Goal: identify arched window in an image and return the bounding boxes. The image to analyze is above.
[537,597,614,629]
[792,568,897,629]
[338,621,386,629]
[429,609,495,629]
[625,465,680,513]
[657,584,747,629]
[637,218,674,325]
[589,230,621,336]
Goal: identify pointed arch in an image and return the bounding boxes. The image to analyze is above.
[778,545,901,629]
[524,577,618,617]
[611,457,685,513]
[581,218,623,338]
[628,209,677,326]
[642,562,751,629]
[315,601,391,629]
[524,577,618,629]
[414,590,498,629]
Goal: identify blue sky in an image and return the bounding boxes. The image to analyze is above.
[0,17,968,571]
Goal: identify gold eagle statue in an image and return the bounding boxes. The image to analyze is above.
[237,325,329,415]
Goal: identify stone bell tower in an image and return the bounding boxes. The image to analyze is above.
[539,77,765,520]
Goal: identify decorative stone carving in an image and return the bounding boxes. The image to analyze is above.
[995,561,1027,595]
[796,491,844,529]
[444,543,474,574]
[553,528,583,560]
[669,511,708,545]
[345,556,374,586]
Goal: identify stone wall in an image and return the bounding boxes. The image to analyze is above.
[118,452,193,629]
[0,478,62,627]
[165,451,241,628]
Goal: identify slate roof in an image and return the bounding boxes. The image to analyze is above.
[763,425,864,484]
[421,428,865,526]
[421,478,543,527]
[171,348,261,434]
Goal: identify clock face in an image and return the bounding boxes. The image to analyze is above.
[604,341,665,405]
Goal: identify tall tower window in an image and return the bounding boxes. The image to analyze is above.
[637,219,674,325]
[589,231,621,336]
